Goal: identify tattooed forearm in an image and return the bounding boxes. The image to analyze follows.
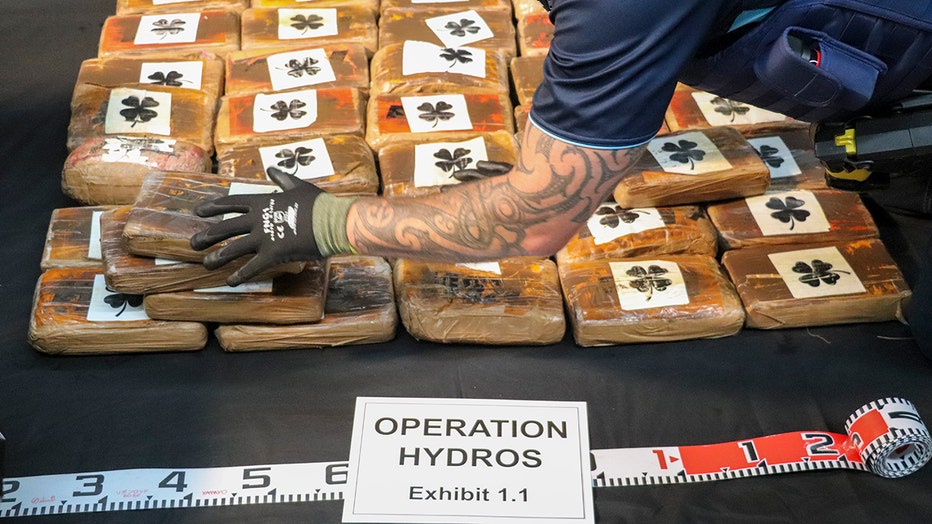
[347,124,646,261]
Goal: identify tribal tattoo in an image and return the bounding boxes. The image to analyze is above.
[347,124,646,260]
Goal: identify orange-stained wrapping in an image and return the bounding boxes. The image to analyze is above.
[510,55,544,107]
[225,44,370,97]
[41,206,118,271]
[98,10,241,59]
[664,83,808,136]
[379,8,517,60]
[370,43,510,98]
[252,0,379,15]
[240,7,378,55]
[76,52,225,103]
[516,12,553,57]
[742,128,828,191]
[381,0,511,16]
[116,0,249,15]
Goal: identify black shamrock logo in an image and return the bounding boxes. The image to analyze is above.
[434,148,473,173]
[595,205,644,228]
[119,95,159,127]
[271,146,316,176]
[755,144,785,168]
[264,99,307,121]
[661,139,706,170]
[710,97,751,122]
[151,18,186,39]
[626,265,672,301]
[439,48,474,67]
[438,273,515,303]
[103,286,144,317]
[792,259,850,287]
[281,57,320,78]
[417,101,456,127]
[766,196,810,230]
[445,19,481,37]
[290,14,324,34]
[147,70,184,87]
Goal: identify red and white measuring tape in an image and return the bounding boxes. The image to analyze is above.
[2,397,929,518]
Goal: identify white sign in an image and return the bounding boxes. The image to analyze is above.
[402,40,487,79]
[585,204,665,246]
[104,88,172,136]
[425,10,494,48]
[266,48,337,91]
[278,8,339,41]
[139,61,204,90]
[259,137,336,181]
[609,260,690,310]
[691,91,787,126]
[134,12,201,45]
[87,275,149,322]
[413,136,489,187]
[747,136,802,179]
[401,94,473,133]
[745,190,830,236]
[768,246,866,299]
[646,131,731,175]
[343,397,594,524]
[252,90,319,133]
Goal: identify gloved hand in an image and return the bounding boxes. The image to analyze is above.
[190,169,355,286]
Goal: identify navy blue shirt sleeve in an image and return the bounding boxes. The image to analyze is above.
[530,0,731,149]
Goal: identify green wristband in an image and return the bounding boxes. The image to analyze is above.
[312,192,358,257]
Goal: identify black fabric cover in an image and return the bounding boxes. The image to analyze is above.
[1,2,931,522]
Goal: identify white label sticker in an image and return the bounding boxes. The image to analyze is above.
[768,246,866,299]
[745,190,831,236]
[691,91,787,126]
[87,274,149,322]
[647,131,731,175]
[266,48,337,91]
[259,137,336,181]
[278,8,339,41]
[401,94,473,133]
[154,257,183,266]
[138,61,204,90]
[193,281,274,293]
[747,136,803,179]
[425,10,495,48]
[134,12,201,45]
[586,204,665,246]
[609,260,690,311]
[252,90,319,133]
[101,137,176,165]
[454,261,502,275]
[223,182,284,220]
[104,88,173,136]
[88,211,103,261]
[413,137,489,188]
[343,397,594,524]
[402,40,488,79]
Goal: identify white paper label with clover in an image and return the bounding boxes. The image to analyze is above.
[609,260,690,311]
[426,10,494,48]
[691,92,787,126]
[278,9,338,41]
[402,94,473,133]
[101,136,176,165]
[259,137,335,181]
[266,48,337,92]
[252,90,319,133]
[105,88,172,136]
[586,204,665,246]
[87,275,149,322]
[134,13,201,45]
[414,137,489,187]
[768,246,866,299]
[747,136,802,179]
[343,397,594,524]
[402,41,487,79]
[647,131,732,175]
[138,61,204,90]
[746,190,830,236]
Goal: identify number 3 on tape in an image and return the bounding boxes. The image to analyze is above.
[591,397,932,486]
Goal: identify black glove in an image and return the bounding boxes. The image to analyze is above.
[190,169,326,286]
[449,160,513,182]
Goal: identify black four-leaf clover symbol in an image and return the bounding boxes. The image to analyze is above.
[626,265,672,301]
[661,139,706,170]
[595,205,644,228]
[439,48,474,67]
[147,70,185,87]
[291,14,324,34]
[755,144,785,168]
[265,99,307,121]
[119,95,159,127]
[445,19,481,37]
[103,286,143,317]
[766,196,810,230]
[282,57,321,78]
[710,97,751,122]
[151,18,186,39]
[792,259,850,287]
[417,101,456,127]
[268,146,316,177]
[434,148,473,173]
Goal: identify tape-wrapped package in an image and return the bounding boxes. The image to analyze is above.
[28,268,207,355]
[41,206,116,271]
[613,127,770,208]
[215,256,397,351]
[98,10,241,59]
[510,55,544,107]
[252,0,379,16]
[721,239,911,329]
[115,0,249,15]
[216,134,379,196]
[743,129,828,191]
[224,44,370,97]
[75,52,225,104]
[516,12,553,57]
[379,8,517,60]
[143,262,328,325]
[370,42,510,98]
[665,83,807,136]
[706,189,879,251]
[240,7,378,55]
[379,131,518,197]
[380,0,511,16]
[555,204,717,266]
[558,255,745,346]
[394,257,565,345]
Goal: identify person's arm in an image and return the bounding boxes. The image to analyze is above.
[347,122,645,261]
